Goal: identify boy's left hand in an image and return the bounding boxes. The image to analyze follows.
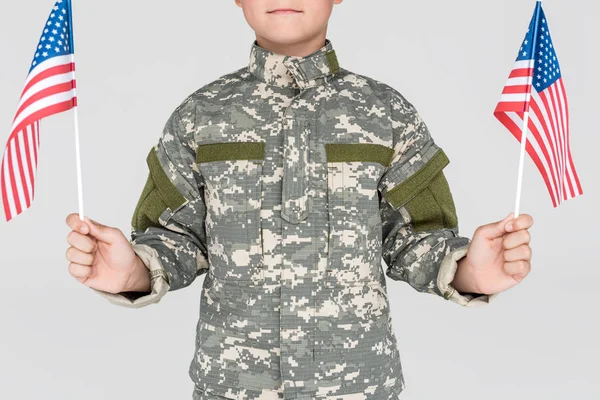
[452,212,534,295]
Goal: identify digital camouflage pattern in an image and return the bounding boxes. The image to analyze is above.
[93,39,497,400]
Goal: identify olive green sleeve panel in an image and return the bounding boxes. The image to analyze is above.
[384,148,449,209]
[380,146,460,233]
[131,147,188,232]
[404,171,459,232]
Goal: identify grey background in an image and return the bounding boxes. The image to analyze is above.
[0,0,598,398]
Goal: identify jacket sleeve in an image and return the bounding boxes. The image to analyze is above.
[378,88,499,307]
[91,104,209,308]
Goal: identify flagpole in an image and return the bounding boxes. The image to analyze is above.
[67,0,85,221]
[514,0,543,218]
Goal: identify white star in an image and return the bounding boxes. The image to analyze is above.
[523,51,528,57]
[49,37,55,42]
[43,52,48,57]
[45,44,51,49]
[55,47,60,52]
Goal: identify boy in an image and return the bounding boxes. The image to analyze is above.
[65,1,534,399]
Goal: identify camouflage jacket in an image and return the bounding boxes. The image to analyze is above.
[94,38,498,400]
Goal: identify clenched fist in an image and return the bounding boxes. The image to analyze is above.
[452,212,534,295]
[65,214,151,294]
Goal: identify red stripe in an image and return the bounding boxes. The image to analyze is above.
[8,99,76,143]
[529,96,561,195]
[23,125,35,201]
[553,84,572,200]
[32,122,39,169]
[1,148,12,222]
[538,89,563,200]
[502,85,530,94]
[6,138,22,216]
[14,132,31,208]
[494,102,528,113]
[524,105,561,201]
[14,80,76,122]
[495,112,558,207]
[509,68,534,78]
[21,63,75,98]
[549,84,566,201]
[559,79,582,194]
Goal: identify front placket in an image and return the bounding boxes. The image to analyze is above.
[279,91,320,398]
[280,113,310,224]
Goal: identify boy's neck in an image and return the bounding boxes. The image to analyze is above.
[255,33,328,58]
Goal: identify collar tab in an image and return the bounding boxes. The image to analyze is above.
[248,39,339,89]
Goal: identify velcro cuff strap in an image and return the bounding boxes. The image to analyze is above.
[384,148,450,209]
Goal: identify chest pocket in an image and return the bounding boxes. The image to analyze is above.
[196,141,265,283]
[324,143,394,287]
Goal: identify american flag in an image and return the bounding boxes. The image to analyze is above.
[1,0,77,222]
[494,1,583,207]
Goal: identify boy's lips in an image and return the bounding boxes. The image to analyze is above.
[268,9,302,14]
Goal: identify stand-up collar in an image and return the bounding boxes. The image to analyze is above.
[248,38,340,90]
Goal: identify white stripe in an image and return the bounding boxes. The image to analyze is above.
[530,90,562,199]
[26,124,37,199]
[10,138,26,213]
[499,93,529,103]
[512,60,535,69]
[17,71,75,114]
[11,89,76,133]
[549,85,567,202]
[505,77,532,87]
[2,145,17,219]
[506,112,560,205]
[555,82,573,199]
[18,128,33,203]
[549,84,566,201]
[24,55,73,88]
[539,88,563,201]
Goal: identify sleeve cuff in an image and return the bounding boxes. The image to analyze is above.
[436,243,500,307]
[91,243,171,308]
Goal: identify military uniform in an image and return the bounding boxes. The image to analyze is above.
[93,38,499,400]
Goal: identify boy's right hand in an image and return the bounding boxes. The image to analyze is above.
[65,214,151,294]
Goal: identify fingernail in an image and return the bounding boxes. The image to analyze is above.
[506,223,513,232]
[81,224,89,234]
